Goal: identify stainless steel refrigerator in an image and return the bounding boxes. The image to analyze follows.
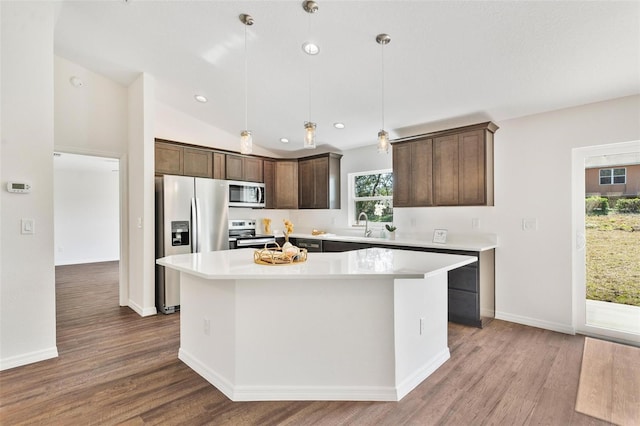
[155,175,229,314]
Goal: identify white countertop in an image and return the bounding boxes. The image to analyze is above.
[288,233,497,252]
[157,247,477,280]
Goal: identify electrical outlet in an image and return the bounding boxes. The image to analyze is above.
[522,218,538,231]
[203,318,210,335]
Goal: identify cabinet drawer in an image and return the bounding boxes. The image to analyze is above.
[448,263,478,292]
[448,288,479,325]
[322,240,370,252]
[295,238,323,252]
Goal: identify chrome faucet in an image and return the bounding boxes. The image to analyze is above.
[357,212,372,237]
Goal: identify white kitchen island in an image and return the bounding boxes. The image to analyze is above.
[156,247,476,402]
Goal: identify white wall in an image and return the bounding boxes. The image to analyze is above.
[1,2,58,370]
[127,74,157,317]
[53,166,119,265]
[54,56,128,155]
[491,95,639,332]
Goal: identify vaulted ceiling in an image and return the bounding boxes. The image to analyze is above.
[54,1,640,154]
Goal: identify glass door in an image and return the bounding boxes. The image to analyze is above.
[572,141,640,346]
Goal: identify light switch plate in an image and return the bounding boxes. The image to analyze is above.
[21,218,35,234]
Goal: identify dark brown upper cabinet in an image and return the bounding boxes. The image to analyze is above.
[225,154,263,183]
[155,141,184,176]
[183,147,213,178]
[264,159,299,209]
[393,138,433,207]
[392,122,497,207]
[298,153,342,209]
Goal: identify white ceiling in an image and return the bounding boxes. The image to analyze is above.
[53,1,640,154]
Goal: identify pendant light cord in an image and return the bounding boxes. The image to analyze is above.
[381,41,385,131]
[307,11,312,123]
[244,23,248,131]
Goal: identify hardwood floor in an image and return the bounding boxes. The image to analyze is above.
[0,262,612,425]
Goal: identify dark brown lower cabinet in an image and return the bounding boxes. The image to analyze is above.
[303,238,494,328]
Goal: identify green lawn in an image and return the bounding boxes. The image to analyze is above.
[585,213,640,306]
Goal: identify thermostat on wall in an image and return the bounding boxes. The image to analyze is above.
[7,182,31,193]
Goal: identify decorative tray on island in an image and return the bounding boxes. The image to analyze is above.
[253,242,308,266]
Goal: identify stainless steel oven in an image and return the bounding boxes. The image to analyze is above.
[228,181,265,208]
[228,219,275,249]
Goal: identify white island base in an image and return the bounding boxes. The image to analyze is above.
[158,248,476,402]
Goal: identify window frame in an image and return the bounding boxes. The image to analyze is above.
[348,168,393,227]
[599,167,626,185]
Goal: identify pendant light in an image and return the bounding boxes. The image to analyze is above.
[239,13,254,155]
[303,0,318,149]
[376,33,391,154]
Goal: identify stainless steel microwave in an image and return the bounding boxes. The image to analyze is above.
[228,180,265,208]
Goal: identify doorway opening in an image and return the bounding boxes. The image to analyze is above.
[572,141,640,346]
[53,152,124,307]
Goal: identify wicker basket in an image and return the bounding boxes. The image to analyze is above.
[253,242,308,265]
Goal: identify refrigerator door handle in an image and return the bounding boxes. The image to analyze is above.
[195,197,202,253]
[191,198,198,253]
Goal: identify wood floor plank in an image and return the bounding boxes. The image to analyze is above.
[612,341,640,426]
[576,338,615,423]
[0,261,619,425]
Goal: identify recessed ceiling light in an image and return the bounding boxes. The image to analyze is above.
[280,138,289,144]
[69,76,84,88]
[194,94,208,103]
[302,42,320,55]
[333,122,345,129]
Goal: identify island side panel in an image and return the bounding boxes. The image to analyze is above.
[178,274,237,399]
[479,249,495,320]
[393,273,449,400]
[233,278,397,401]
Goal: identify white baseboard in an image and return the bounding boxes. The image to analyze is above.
[232,384,398,402]
[395,348,450,401]
[128,299,157,317]
[179,348,235,400]
[55,257,119,266]
[0,346,58,371]
[495,311,575,335]
[179,348,401,402]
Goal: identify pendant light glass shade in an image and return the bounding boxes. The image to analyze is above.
[304,121,317,149]
[240,130,253,154]
[377,130,389,154]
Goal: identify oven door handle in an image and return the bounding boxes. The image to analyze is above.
[236,237,276,247]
